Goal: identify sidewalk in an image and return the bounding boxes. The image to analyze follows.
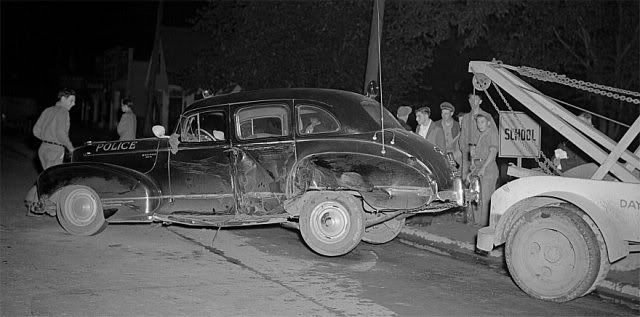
[400,213,640,308]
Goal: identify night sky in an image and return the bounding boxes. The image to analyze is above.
[1,1,206,102]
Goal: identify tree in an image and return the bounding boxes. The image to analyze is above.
[486,0,639,138]
[187,0,517,107]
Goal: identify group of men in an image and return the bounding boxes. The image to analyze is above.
[396,93,499,227]
[26,89,136,215]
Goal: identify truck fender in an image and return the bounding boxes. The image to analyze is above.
[36,162,162,217]
[490,177,629,262]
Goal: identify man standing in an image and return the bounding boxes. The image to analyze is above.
[32,88,76,169]
[458,94,496,180]
[117,98,137,140]
[396,106,412,131]
[27,89,76,216]
[470,113,499,226]
[415,106,445,150]
[435,102,460,158]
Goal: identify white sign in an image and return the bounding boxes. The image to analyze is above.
[499,111,541,158]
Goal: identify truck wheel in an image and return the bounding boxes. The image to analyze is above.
[505,206,604,302]
[362,217,405,244]
[299,192,364,256]
[57,185,106,236]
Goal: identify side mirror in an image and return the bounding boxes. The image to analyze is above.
[152,125,170,138]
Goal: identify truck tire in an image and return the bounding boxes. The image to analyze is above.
[363,217,405,244]
[57,185,106,236]
[505,206,605,302]
[299,192,364,256]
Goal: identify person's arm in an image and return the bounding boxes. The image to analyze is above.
[436,127,446,150]
[56,111,74,152]
[479,129,499,176]
[32,109,46,140]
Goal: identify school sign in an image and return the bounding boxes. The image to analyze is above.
[498,111,541,158]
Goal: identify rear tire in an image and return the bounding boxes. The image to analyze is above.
[505,206,604,302]
[57,185,106,236]
[299,192,364,256]
[363,216,405,244]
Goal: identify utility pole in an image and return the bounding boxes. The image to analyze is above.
[363,0,385,96]
[144,0,164,135]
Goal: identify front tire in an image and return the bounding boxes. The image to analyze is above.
[57,185,106,236]
[299,192,365,256]
[505,206,604,302]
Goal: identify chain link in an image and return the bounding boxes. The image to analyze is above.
[516,66,640,104]
[482,83,558,175]
[492,82,560,175]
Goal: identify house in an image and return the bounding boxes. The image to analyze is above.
[145,26,210,132]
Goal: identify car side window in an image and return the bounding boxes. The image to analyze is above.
[236,104,289,140]
[297,105,340,135]
[180,111,226,143]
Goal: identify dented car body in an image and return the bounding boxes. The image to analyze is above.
[35,88,479,256]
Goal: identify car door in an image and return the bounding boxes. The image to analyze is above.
[230,101,295,216]
[168,108,235,214]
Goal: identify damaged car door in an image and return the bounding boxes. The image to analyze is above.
[231,102,294,217]
[168,108,235,215]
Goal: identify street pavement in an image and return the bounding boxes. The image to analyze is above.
[401,212,640,307]
[2,129,638,312]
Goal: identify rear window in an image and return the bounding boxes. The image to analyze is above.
[361,100,404,129]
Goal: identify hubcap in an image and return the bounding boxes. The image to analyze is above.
[66,189,97,227]
[522,227,579,294]
[310,201,349,244]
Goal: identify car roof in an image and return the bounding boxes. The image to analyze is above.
[184,88,368,113]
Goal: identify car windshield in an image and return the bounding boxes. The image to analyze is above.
[360,100,404,130]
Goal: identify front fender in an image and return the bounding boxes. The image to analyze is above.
[488,176,638,262]
[37,162,163,219]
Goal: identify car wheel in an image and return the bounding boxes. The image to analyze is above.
[505,206,604,302]
[57,185,106,236]
[299,192,364,256]
[362,216,405,244]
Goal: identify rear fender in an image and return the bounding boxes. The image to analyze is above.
[36,162,162,218]
[288,152,434,210]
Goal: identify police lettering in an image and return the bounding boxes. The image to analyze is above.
[620,199,640,210]
[504,128,537,142]
[96,141,137,152]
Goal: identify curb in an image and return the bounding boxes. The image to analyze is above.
[398,226,640,306]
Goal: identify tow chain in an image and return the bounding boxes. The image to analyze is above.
[515,66,640,105]
[480,81,559,175]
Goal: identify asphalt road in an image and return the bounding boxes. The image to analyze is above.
[1,133,637,316]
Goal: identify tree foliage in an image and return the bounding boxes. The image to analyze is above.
[486,0,639,136]
[187,0,517,106]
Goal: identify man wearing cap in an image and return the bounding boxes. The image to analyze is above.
[117,98,137,140]
[396,106,412,130]
[415,106,445,150]
[458,94,496,180]
[435,101,460,159]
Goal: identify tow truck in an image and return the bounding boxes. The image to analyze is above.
[469,60,640,302]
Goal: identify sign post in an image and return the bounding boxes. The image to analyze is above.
[498,111,541,166]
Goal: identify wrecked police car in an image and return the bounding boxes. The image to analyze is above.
[34,88,479,256]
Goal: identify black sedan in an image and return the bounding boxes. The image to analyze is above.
[34,88,479,256]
